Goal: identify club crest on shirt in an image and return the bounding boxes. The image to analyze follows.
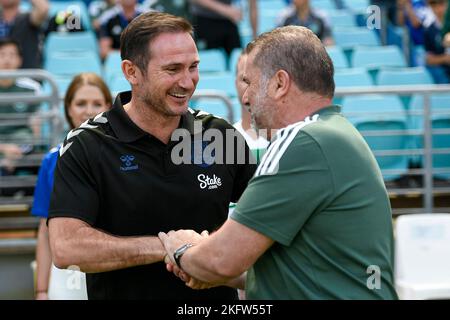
[191,141,215,168]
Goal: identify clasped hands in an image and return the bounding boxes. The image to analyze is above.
[158,229,216,290]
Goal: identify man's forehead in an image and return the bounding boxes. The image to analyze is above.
[150,33,199,64]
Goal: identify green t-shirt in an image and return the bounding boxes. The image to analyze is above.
[231,106,398,300]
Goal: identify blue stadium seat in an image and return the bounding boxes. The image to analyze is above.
[259,13,278,33]
[377,67,434,86]
[108,75,131,96]
[409,94,450,179]
[313,0,336,10]
[189,98,235,123]
[199,49,227,73]
[334,68,373,105]
[334,68,373,87]
[333,27,380,48]
[344,0,370,12]
[259,0,286,12]
[377,67,434,110]
[45,31,99,59]
[230,48,243,75]
[326,46,349,69]
[42,74,74,99]
[328,10,357,28]
[342,95,410,181]
[45,52,102,77]
[196,72,237,98]
[103,51,123,83]
[352,46,407,69]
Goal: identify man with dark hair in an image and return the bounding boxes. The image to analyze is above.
[159,26,399,300]
[47,12,256,300]
[0,0,48,68]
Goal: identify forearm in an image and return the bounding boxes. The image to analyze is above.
[180,248,234,285]
[426,53,450,66]
[30,0,49,27]
[225,272,246,290]
[405,5,421,28]
[35,219,52,295]
[49,219,166,273]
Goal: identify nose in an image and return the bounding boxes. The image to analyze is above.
[242,87,250,110]
[178,69,198,91]
[85,104,99,118]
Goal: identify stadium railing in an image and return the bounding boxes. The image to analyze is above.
[336,85,450,214]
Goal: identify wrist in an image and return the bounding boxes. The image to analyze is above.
[173,243,194,269]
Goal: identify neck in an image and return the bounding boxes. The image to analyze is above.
[279,92,331,127]
[121,5,136,19]
[2,5,19,22]
[296,4,310,20]
[124,96,181,144]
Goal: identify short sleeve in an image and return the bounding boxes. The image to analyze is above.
[48,131,100,225]
[231,132,334,246]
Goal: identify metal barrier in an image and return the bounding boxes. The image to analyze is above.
[192,90,235,124]
[335,84,450,214]
[0,69,64,205]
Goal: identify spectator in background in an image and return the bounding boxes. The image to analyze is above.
[0,0,48,68]
[99,0,147,59]
[191,0,258,67]
[145,0,192,21]
[396,0,435,46]
[32,73,112,300]
[0,38,41,196]
[278,0,334,46]
[423,0,450,83]
[233,51,268,164]
[45,6,87,35]
[89,0,117,31]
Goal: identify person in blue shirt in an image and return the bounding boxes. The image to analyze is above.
[397,0,435,45]
[31,73,112,300]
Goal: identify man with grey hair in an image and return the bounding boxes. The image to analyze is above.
[159,26,399,299]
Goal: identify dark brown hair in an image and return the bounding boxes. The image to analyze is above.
[246,26,335,98]
[120,11,193,74]
[64,73,113,129]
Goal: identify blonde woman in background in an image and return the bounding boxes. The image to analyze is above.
[31,73,112,300]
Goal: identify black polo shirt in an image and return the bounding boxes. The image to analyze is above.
[48,91,256,300]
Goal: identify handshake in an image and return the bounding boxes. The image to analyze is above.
[158,229,218,290]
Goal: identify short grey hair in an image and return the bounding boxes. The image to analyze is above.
[245,26,335,98]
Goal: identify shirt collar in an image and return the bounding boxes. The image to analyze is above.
[108,91,201,143]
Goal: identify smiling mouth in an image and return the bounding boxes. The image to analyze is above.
[168,92,189,99]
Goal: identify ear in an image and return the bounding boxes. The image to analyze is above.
[121,60,141,86]
[273,70,290,100]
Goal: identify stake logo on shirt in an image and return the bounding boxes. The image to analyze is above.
[197,174,222,190]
